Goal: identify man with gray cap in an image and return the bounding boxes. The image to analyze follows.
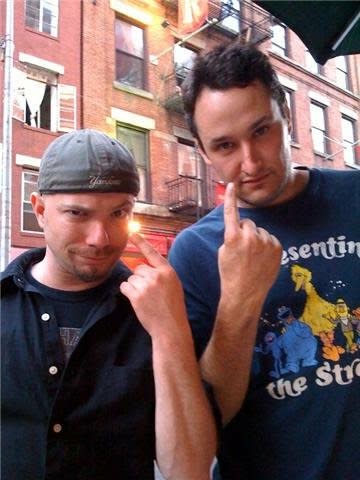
[1,129,217,480]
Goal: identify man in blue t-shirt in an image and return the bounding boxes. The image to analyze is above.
[169,41,360,479]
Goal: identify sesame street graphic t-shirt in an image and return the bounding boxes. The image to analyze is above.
[169,168,360,480]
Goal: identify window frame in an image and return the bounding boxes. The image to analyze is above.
[218,0,241,34]
[25,0,59,37]
[305,49,322,75]
[21,170,43,234]
[310,102,328,156]
[116,124,150,203]
[341,116,357,166]
[173,44,197,86]
[284,88,297,143]
[13,65,76,132]
[336,56,350,90]
[115,18,146,90]
[271,21,287,57]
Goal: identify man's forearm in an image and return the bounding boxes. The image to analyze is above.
[153,332,217,480]
[200,295,263,425]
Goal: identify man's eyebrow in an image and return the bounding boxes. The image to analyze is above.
[208,115,274,147]
[57,199,134,211]
[250,114,274,130]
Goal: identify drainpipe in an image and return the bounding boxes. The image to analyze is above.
[1,0,14,270]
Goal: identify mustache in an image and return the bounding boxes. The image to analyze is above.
[69,247,115,257]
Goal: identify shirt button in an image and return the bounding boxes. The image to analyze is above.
[49,366,58,375]
[41,313,50,321]
[53,423,62,433]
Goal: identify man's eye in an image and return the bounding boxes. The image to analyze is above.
[67,210,82,216]
[218,142,233,151]
[254,125,269,137]
[113,209,128,219]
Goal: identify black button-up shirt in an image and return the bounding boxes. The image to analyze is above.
[1,249,155,480]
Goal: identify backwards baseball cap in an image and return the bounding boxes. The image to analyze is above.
[38,129,140,195]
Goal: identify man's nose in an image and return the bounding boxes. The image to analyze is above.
[240,142,262,175]
[86,222,110,248]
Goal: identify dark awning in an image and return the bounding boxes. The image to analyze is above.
[253,1,360,64]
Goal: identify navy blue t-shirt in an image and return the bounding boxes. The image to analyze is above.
[170,168,360,480]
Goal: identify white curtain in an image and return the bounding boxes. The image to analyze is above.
[24,78,46,127]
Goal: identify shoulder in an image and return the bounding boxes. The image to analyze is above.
[1,248,45,290]
[170,206,224,257]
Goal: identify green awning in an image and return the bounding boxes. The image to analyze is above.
[254,0,360,64]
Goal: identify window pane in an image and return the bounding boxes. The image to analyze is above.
[271,23,286,56]
[336,57,348,89]
[115,19,145,89]
[284,90,295,141]
[310,103,325,129]
[219,0,240,32]
[272,24,285,47]
[22,172,43,233]
[178,143,197,177]
[25,0,40,29]
[342,117,356,165]
[115,19,144,58]
[42,0,58,36]
[335,55,347,71]
[117,126,148,201]
[116,52,144,89]
[174,45,196,84]
[312,128,326,154]
[305,50,319,74]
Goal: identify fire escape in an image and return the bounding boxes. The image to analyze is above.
[161,0,272,215]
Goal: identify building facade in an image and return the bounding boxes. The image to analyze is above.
[1,0,359,268]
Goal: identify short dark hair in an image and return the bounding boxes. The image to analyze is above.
[181,41,287,140]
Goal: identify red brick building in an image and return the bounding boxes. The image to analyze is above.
[1,0,359,267]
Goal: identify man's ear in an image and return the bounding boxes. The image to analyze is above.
[30,192,46,229]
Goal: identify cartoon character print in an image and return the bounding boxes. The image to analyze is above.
[256,306,318,378]
[323,298,358,353]
[255,264,359,379]
[352,307,360,345]
[318,330,345,361]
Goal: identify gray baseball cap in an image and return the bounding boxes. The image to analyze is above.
[38,129,140,195]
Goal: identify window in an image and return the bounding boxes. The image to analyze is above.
[310,103,327,155]
[271,23,286,56]
[22,171,42,233]
[173,45,197,86]
[177,141,198,177]
[336,56,349,90]
[13,66,76,132]
[117,125,149,202]
[305,50,321,74]
[284,89,296,142]
[115,19,145,90]
[25,0,59,36]
[342,116,357,166]
[219,0,241,34]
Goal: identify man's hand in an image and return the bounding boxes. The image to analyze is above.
[120,233,188,337]
[200,183,283,424]
[219,182,282,303]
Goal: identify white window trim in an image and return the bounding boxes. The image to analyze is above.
[340,106,358,120]
[111,107,155,130]
[278,75,297,92]
[308,91,330,107]
[19,52,64,75]
[16,154,41,168]
[110,0,152,25]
